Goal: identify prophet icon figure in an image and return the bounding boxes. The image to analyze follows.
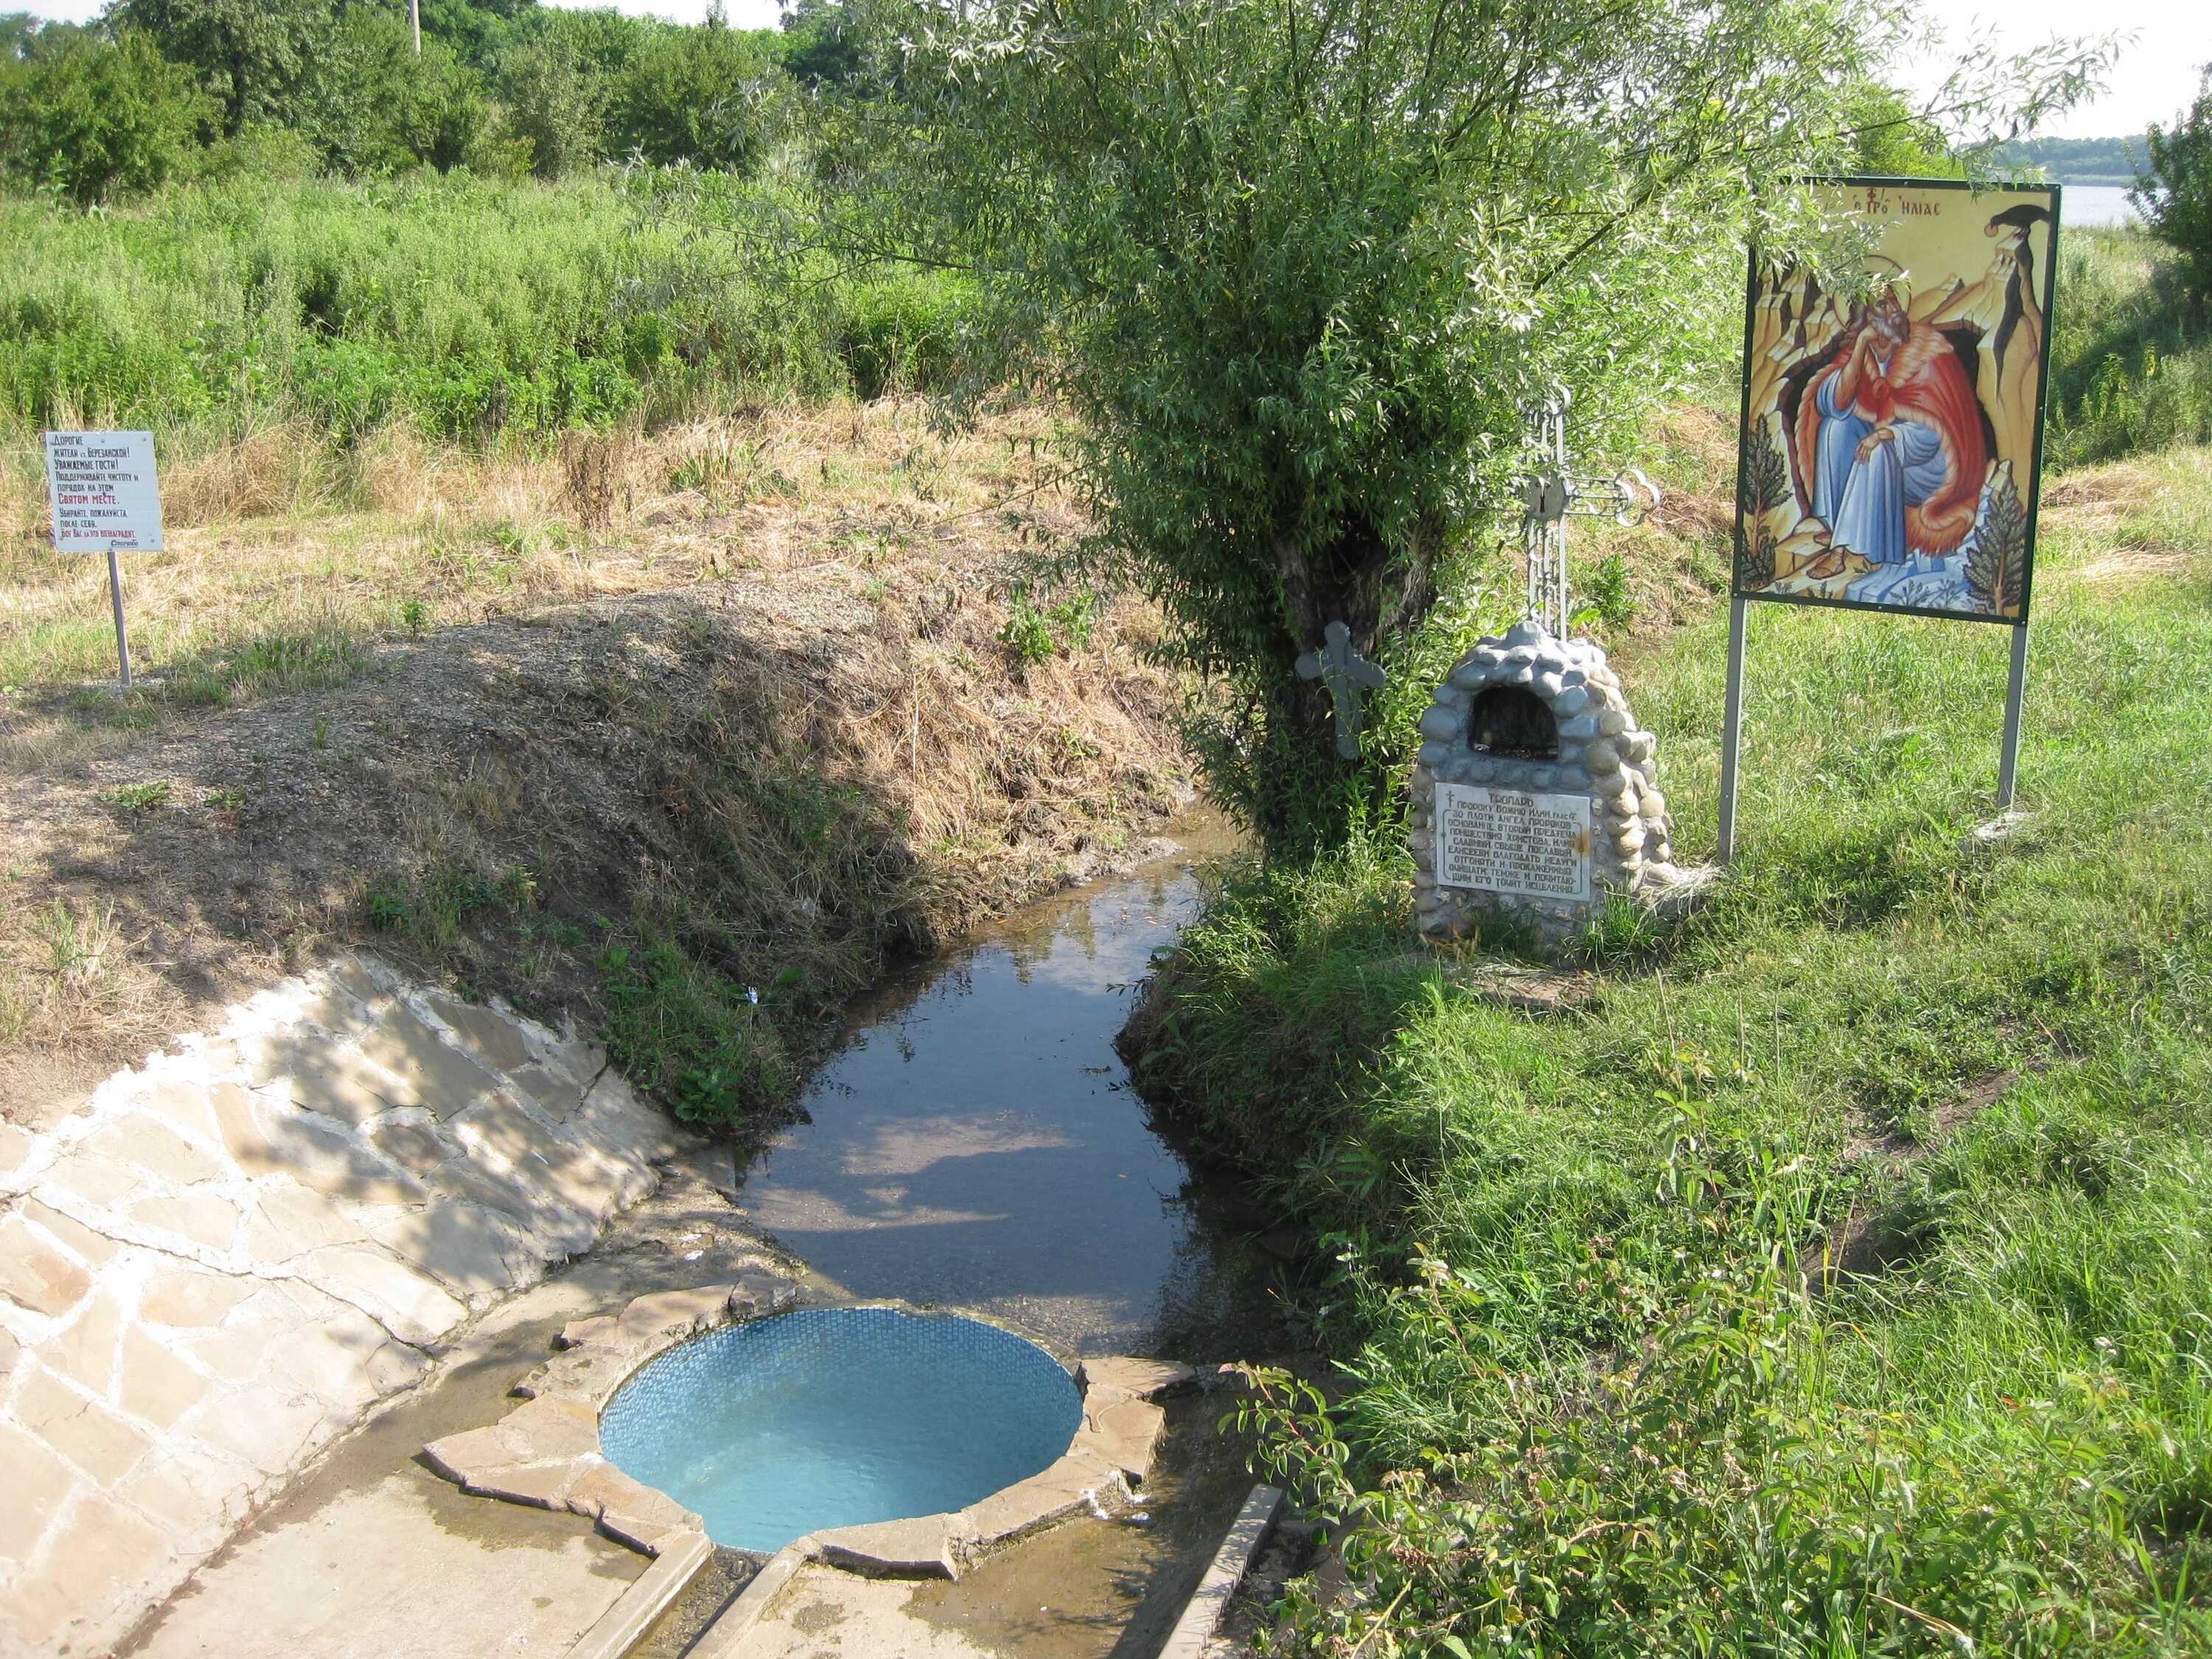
[1733,181,2055,622]
[1795,281,1986,568]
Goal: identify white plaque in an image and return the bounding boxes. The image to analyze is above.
[1434,783,1591,901]
[45,430,165,553]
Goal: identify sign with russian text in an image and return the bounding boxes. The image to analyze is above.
[1434,783,1592,902]
[46,431,165,552]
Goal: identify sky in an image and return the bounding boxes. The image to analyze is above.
[12,0,2205,142]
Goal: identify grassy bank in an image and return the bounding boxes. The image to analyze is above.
[1129,446,2212,1653]
[0,393,1185,1140]
[2051,227,2212,463]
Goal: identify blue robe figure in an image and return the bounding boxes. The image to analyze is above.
[1812,368,1953,566]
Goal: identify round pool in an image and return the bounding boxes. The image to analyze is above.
[597,1306,1082,1552]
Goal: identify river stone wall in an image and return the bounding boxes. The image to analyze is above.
[1410,619,1679,946]
[0,956,680,1659]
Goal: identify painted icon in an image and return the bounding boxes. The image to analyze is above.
[1734,180,2058,623]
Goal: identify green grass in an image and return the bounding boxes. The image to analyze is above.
[0,169,969,447]
[1135,448,2212,1655]
[2050,227,2212,464]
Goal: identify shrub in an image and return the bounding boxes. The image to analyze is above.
[2133,69,2212,315]
[110,0,334,137]
[613,18,776,174]
[0,32,212,206]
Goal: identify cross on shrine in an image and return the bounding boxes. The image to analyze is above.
[1296,620,1387,759]
[1514,387,1660,637]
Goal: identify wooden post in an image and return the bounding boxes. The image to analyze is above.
[105,543,132,690]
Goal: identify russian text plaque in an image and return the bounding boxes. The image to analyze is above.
[1434,783,1592,901]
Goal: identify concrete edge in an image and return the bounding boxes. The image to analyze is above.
[428,1286,1192,1576]
[685,1543,810,1659]
[1156,1484,1285,1659]
[563,1528,714,1659]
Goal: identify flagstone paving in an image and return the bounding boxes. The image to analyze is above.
[0,956,686,1659]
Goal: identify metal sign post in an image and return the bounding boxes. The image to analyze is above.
[1994,624,2030,810]
[1715,597,1749,862]
[44,430,164,691]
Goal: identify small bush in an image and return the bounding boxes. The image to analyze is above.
[2133,69,2212,315]
[598,926,790,1127]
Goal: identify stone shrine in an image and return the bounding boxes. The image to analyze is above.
[1409,619,1680,946]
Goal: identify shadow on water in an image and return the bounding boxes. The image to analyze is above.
[732,813,1285,1363]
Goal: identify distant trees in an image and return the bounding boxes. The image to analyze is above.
[108,0,333,137]
[2134,71,2212,315]
[0,0,795,198]
[0,29,211,204]
[502,6,777,180]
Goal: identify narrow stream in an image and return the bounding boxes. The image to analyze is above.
[636,819,1300,1658]
[732,815,1281,1365]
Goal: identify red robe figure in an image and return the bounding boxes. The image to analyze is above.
[1794,287,1986,565]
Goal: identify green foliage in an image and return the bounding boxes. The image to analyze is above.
[997,582,1100,664]
[1135,463,2212,1654]
[611,18,775,173]
[110,0,334,137]
[496,24,604,181]
[108,779,173,811]
[494,7,779,180]
[297,13,501,176]
[598,925,790,1127]
[362,860,534,947]
[1844,83,1965,178]
[777,0,860,91]
[0,32,212,206]
[0,173,961,439]
[2134,70,2212,316]
[1569,552,1635,632]
[835,0,1937,857]
[2048,227,2212,462]
[167,630,365,706]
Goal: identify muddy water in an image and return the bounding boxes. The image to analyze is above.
[734,818,1281,1363]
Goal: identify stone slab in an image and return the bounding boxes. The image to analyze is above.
[1072,1395,1166,1484]
[0,951,687,1659]
[810,1511,978,1579]
[1156,1484,1284,1659]
[965,1454,1124,1546]
[1079,1355,1197,1399]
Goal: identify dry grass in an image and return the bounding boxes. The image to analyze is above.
[0,400,1071,689]
[0,399,1192,1131]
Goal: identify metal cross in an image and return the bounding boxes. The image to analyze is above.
[1515,387,1660,637]
[1296,620,1387,759]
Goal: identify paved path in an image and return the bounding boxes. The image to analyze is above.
[0,956,681,1658]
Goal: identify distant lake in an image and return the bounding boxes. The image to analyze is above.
[2064,184,2139,228]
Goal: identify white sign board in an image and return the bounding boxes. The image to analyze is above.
[1434,783,1592,901]
[45,431,165,552]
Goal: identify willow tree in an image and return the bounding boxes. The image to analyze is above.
[821,0,2084,854]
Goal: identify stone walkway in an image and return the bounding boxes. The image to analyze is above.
[0,956,681,1658]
